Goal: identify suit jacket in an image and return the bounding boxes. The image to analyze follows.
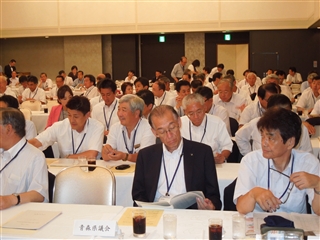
[45,104,63,129]
[132,138,222,210]
[4,64,16,84]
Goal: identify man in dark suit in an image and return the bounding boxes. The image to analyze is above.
[132,105,222,210]
[4,59,16,85]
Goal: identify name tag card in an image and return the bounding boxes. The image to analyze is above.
[73,220,118,237]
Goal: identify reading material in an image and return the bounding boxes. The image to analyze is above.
[135,191,205,209]
[1,210,62,230]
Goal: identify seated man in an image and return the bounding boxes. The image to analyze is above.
[9,70,19,86]
[0,108,48,210]
[296,76,320,114]
[0,95,37,140]
[173,80,191,116]
[51,75,65,100]
[83,74,99,100]
[180,93,233,163]
[0,76,16,98]
[134,77,149,93]
[234,106,319,215]
[235,94,312,156]
[196,86,230,136]
[132,105,222,210]
[91,79,119,137]
[102,94,155,162]
[239,83,279,128]
[29,96,104,159]
[239,72,261,103]
[152,80,175,107]
[136,89,155,119]
[213,77,247,121]
[38,72,53,91]
[265,74,294,103]
[21,75,46,104]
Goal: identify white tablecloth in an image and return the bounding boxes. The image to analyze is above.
[47,159,239,209]
[31,111,49,133]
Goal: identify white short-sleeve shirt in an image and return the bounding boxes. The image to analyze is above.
[22,87,46,103]
[180,114,233,154]
[106,118,156,153]
[207,103,231,136]
[0,138,48,201]
[83,86,100,100]
[239,101,265,126]
[91,99,119,131]
[36,118,104,158]
[296,88,320,110]
[234,149,319,214]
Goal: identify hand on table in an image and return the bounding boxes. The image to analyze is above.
[251,187,281,212]
[196,197,215,210]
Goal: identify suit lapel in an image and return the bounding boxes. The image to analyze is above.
[149,143,163,200]
[182,139,195,191]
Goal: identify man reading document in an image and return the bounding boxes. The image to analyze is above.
[132,105,222,210]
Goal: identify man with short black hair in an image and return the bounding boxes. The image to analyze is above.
[83,74,99,100]
[21,75,46,104]
[136,89,155,119]
[152,80,175,107]
[29,96,104,159]
[171,56,188,83]
[59,70,73,86]
[38,72,53,91]
[72,70,85,88]
[0,107,48,210]
[174,80,191,116]
[0,76,16,98]
[4,59,16,83]
[134,77,149,93]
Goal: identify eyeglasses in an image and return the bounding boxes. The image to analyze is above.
[186,109,203,118]
[155,124,179,136]
[269,167,294,204]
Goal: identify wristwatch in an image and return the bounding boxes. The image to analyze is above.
[123,153,129,161]
[12,193,20,205]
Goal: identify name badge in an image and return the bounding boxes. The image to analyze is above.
[134,144,141,149]
[73,220,118,237]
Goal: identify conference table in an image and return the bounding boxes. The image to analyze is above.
[31,110,49,134]
[1,203,319,239]
[47,159,240,209]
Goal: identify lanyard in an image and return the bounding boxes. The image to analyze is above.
[71,121,88,154]
[122,119,141,154]
[312,93,316,104]
[158,92,166,106]
[211,82,217,91]
[248,85,256,95]
[267,156,294,201]
[189,115,207,143]
[84,86,94,97]
[103,100,117,130]
[29,88,38,99]
[163,152,184,196]
[257,102,264,117]
[0,140,27,174]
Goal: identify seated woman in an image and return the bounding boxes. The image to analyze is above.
[121,82,133,95]
[45,85,73,128]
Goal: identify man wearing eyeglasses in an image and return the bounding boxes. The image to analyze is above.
[180,93,233,164]
[132,105,222,210]
[234,107,320,215]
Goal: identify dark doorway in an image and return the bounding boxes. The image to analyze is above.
[140,34,185,81]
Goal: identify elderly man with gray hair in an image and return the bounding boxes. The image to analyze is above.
[265,74,294,103]
[102,94,156,162]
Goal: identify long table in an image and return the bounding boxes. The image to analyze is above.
[47,159,239,209]
[1,203,319,239]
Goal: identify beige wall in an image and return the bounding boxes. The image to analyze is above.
[1,1,319,38]
[185,33,205,71]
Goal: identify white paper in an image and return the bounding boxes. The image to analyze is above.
[1,210,62,230]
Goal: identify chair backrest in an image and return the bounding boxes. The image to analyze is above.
[53,165,116,205]
[20,100,42,111]
[46,100,60,112]
[229,117,239,137]
[19,108,32,120]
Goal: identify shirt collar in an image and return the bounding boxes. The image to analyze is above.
[163,138,183,157]
[2,137,26,162]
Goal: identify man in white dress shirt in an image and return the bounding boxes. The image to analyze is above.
[9,71,19,86]
[59,70,74,86]
[134,77,149,93]
[239,83,279,128]
[209,63,225,78]
[21,75,46,104]
[136,89,155,119]
[83,74,99,100]
[235,94,313,157]
[171,56,188,83]
[180,93,233,163]
[29,96,104,159]
[51,75,65,99]
[234,106,319,215]
[152,80,175,107]
[173,80,191,117]
[300,73,318,93]
[196,86,231,136]
[0,76,16,98]
[206,72,222,95]
[0,108,48,210]
[0,95,37,140]
[91,79,119,137]
[239,72,261,103]
[102,94,156,162]
[265,74,294,103]
[38,72,53,91]
[296,75,320,114]
[236,69,250,89]
[213,77,247,121]
[286,67,302,85]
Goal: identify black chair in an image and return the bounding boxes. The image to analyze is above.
[229,117,239,137]
[227,140,242,163]
[306,117,320,126]
[223,178,237,211]
[43,146,54,158]
[48,171,55,203]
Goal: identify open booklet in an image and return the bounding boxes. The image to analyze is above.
[135,191,205,209]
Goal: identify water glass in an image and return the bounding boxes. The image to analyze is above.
[163,214,177,239]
